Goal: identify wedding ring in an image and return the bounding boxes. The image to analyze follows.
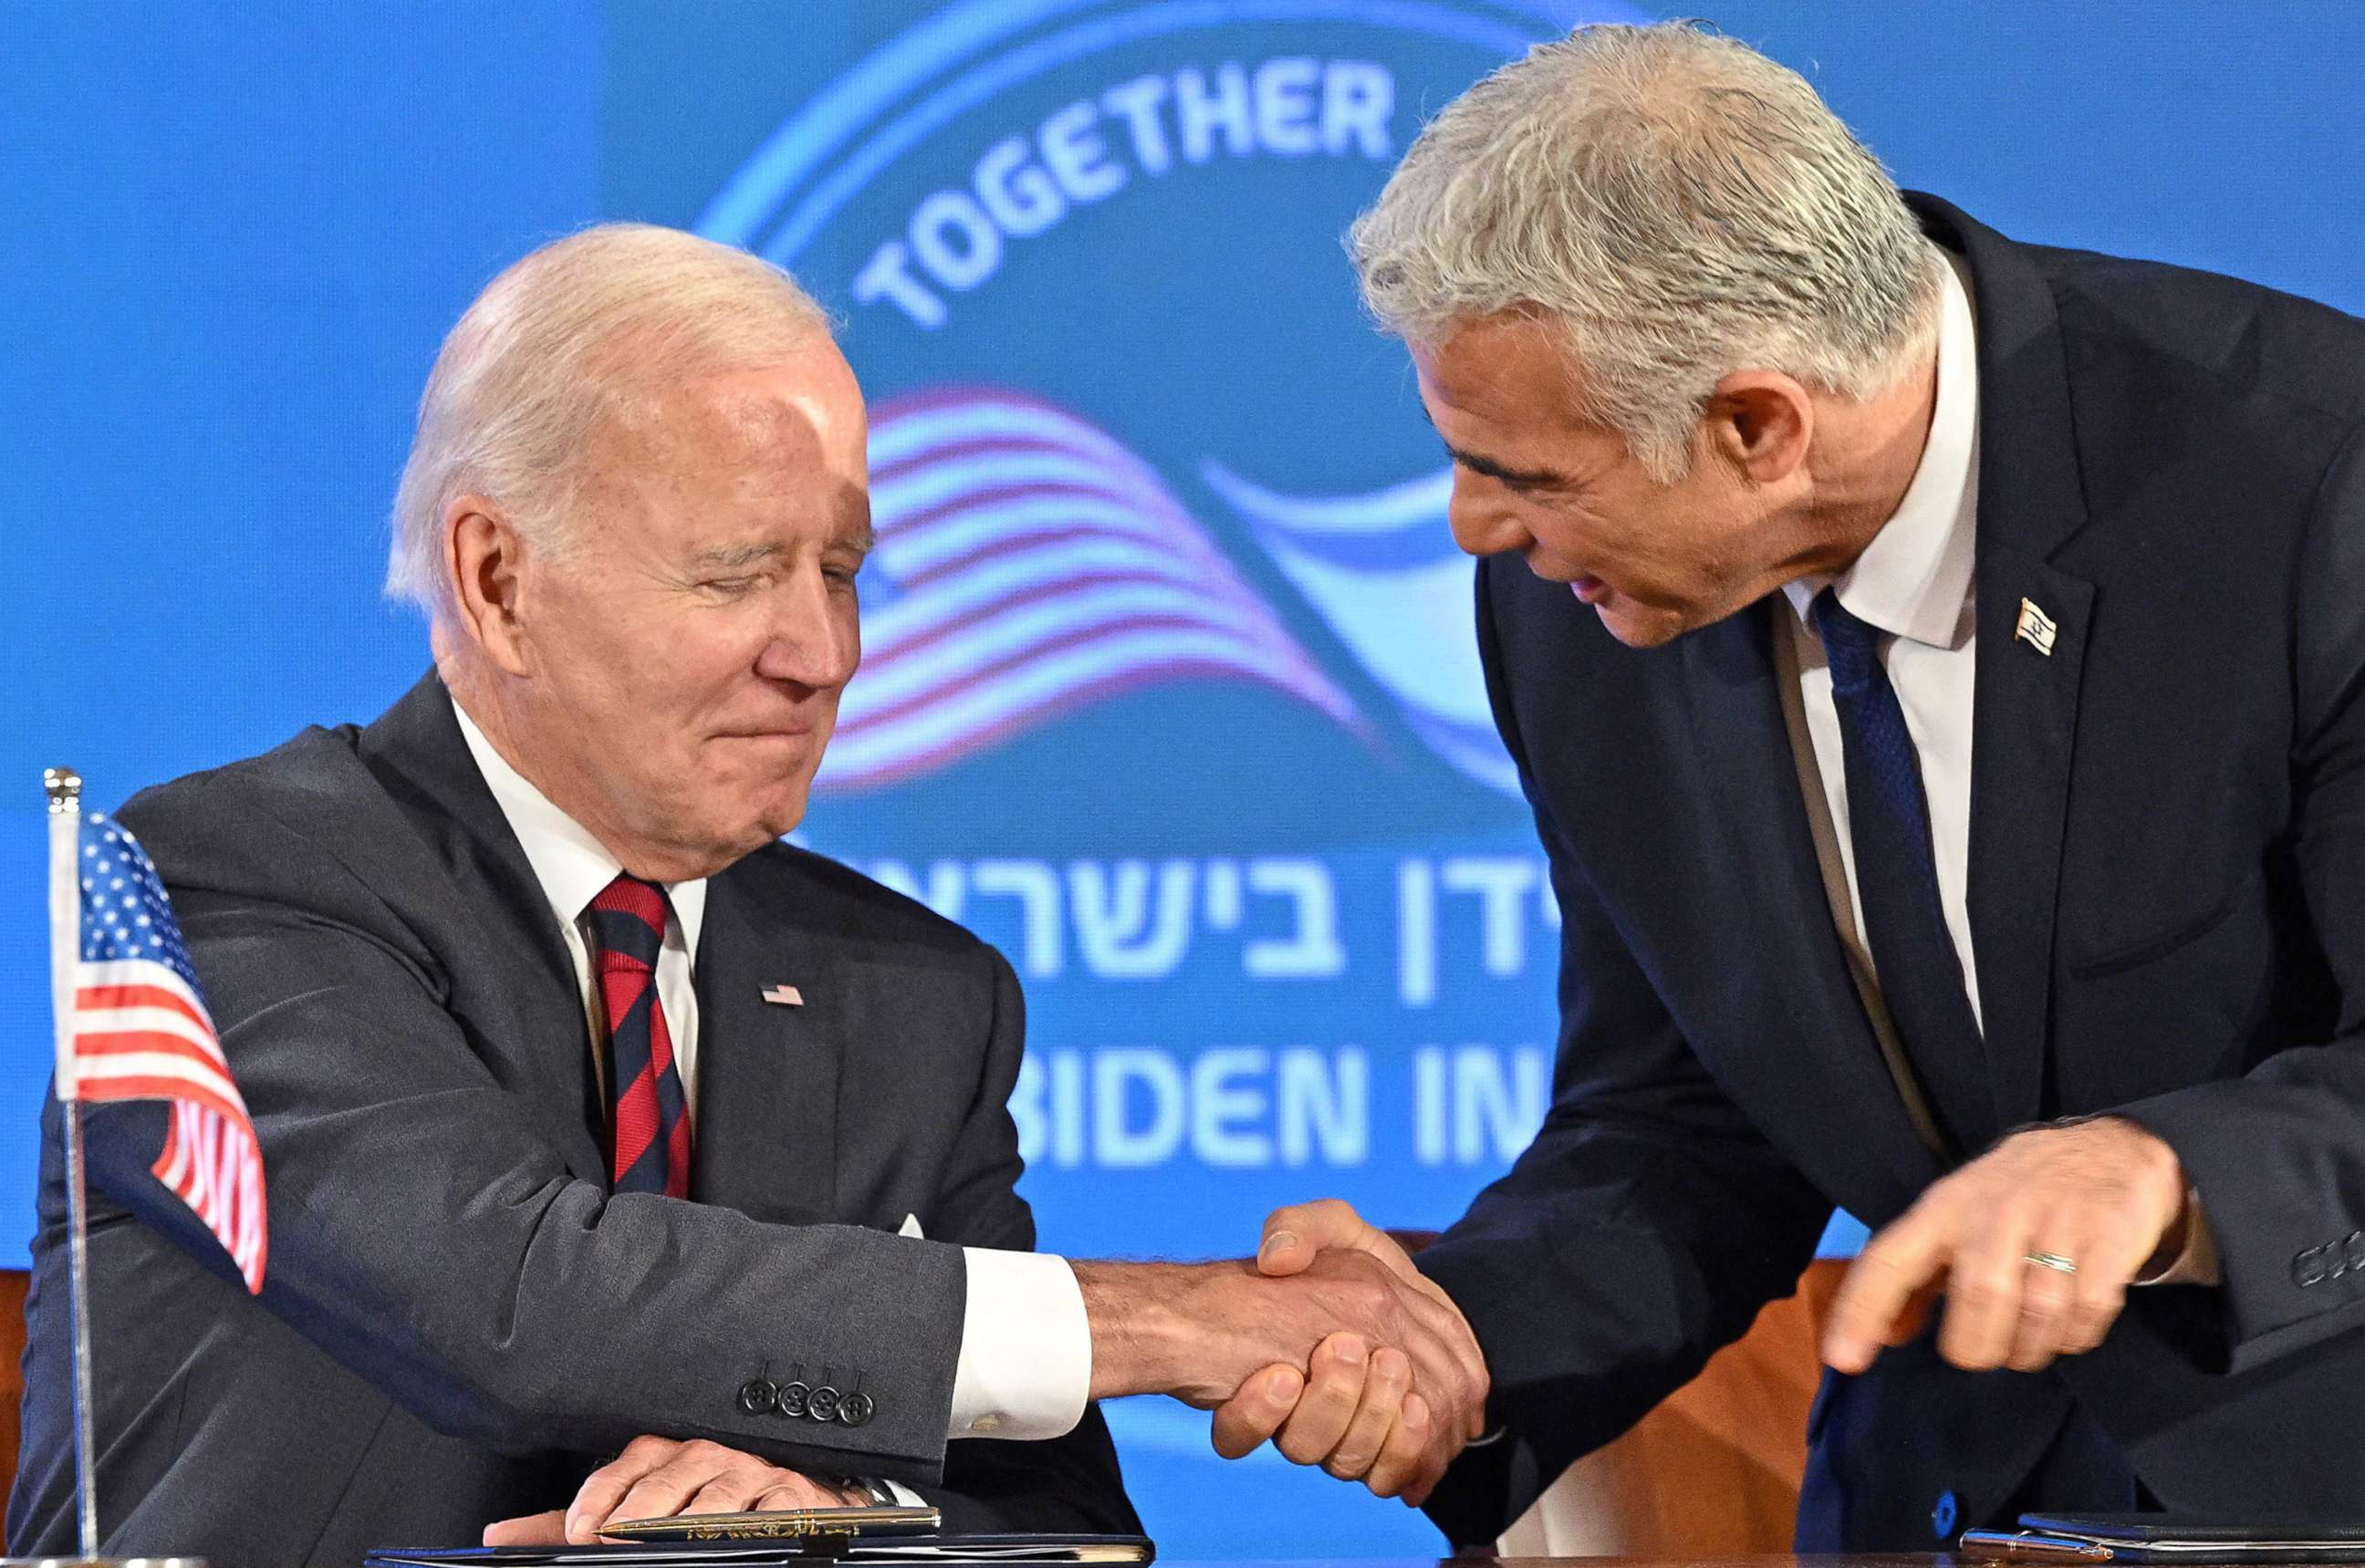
[2024,1251,2079,1274]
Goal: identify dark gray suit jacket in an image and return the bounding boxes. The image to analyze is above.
[10,673,1136,1566]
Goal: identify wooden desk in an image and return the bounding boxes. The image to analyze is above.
[0,1268,22,1509]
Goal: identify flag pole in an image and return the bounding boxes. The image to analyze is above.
[46,767,99,1561]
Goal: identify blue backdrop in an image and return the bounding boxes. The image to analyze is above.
[4,1,2359,1556]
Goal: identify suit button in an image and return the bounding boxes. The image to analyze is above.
[2294,1249,2328,1288]
[807,1385,841,1422]
[2346,1233,2365,1272]
[839,1392,875,1427]
[776,1380,811,1418]
[1932,1491,1960,1541]
[737,1378,778,1416]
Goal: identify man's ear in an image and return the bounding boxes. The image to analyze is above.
[445,497,534,679]
[1703,371,1814,484]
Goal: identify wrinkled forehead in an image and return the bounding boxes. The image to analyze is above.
[600,355,867,485]
[1413,314,1582,418]
[560,358,870,547]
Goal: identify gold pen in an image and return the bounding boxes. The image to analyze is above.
[602,1506,941,1543]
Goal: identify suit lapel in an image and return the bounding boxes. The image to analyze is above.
[690,866,839,1224]
[1683,605,1944,1205]
[356,672,608,1179]
[1918,194,2099,1135]
[1967,558,2090,1131]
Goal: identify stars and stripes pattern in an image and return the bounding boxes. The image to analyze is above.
[588,874,692,1198]
[69,815,266,1293]
[816,388,1363,792]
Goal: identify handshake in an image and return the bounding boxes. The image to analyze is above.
[1076,1199,1490,1504]
[487,1199,1488,1545]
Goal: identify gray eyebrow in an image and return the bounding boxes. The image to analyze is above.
[686,526,875,571]
[1446,441,1573,489]
[687,542,787,571]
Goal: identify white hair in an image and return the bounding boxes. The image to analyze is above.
[386,223,832,619]
[1347,21,1943,479]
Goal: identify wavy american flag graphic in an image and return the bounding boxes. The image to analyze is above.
[818,389,1363,792]
[70,815,266,1293]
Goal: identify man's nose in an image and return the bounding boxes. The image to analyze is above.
[1446,473,1530,558]
[753,575,860,691]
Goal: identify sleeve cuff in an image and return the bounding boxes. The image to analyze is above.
[2133,1186,2223,1287]
[948,1248,1090,1441]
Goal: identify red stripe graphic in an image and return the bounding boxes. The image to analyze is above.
[818,388,1365,793]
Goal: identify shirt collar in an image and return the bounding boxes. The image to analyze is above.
[450,694,708,959]
[1782,251,1981,649]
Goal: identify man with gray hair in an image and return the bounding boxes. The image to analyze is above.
[11,223,1485,1565]
[1209,17,2365,1552]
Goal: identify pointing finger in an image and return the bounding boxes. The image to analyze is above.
[1824,1210,1953,1374]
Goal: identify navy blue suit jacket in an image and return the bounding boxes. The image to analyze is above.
[1415,196,2365,1550]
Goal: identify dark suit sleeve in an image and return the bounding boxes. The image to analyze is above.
[94,793,973,1490]
[1414,560,1832,1546]
[2112,419,2365,1376]
[916,947,1139,1533]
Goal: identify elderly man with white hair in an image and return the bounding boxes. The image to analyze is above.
[1204,16,2365,1554]
[9,223,1486,1566]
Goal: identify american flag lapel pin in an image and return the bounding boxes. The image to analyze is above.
[760,983,804,1007]
[2015,597,2058,657]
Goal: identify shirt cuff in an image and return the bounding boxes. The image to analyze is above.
[875,1478,929,1507]
[2133,1186,2221,1287]
[949,1248,1090,1440]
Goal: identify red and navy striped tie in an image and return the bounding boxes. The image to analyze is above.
[588,874,693,1197]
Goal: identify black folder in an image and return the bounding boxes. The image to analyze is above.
[1962,1512,2365,1563]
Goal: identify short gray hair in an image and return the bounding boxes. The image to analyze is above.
[386,223,832,619]
[1348,22,1943,479]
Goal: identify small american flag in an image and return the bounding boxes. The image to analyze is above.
[69,814,266,1293]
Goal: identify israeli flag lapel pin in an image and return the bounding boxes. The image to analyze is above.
[2015,597,2058,656]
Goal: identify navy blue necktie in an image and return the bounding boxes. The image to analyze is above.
[588,874,693,1196]
[1812,590,1992,1153]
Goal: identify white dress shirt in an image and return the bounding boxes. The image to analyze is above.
[450,699,1092,1446]
[1771,256,2214,1283]
[1778,254,1985,1052]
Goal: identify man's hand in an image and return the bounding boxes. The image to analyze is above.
[1197,1199,1488,1504]
[1823,1117,2191,1376]
[1073,1227,1484,1509]
[481,1436,868,1545]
